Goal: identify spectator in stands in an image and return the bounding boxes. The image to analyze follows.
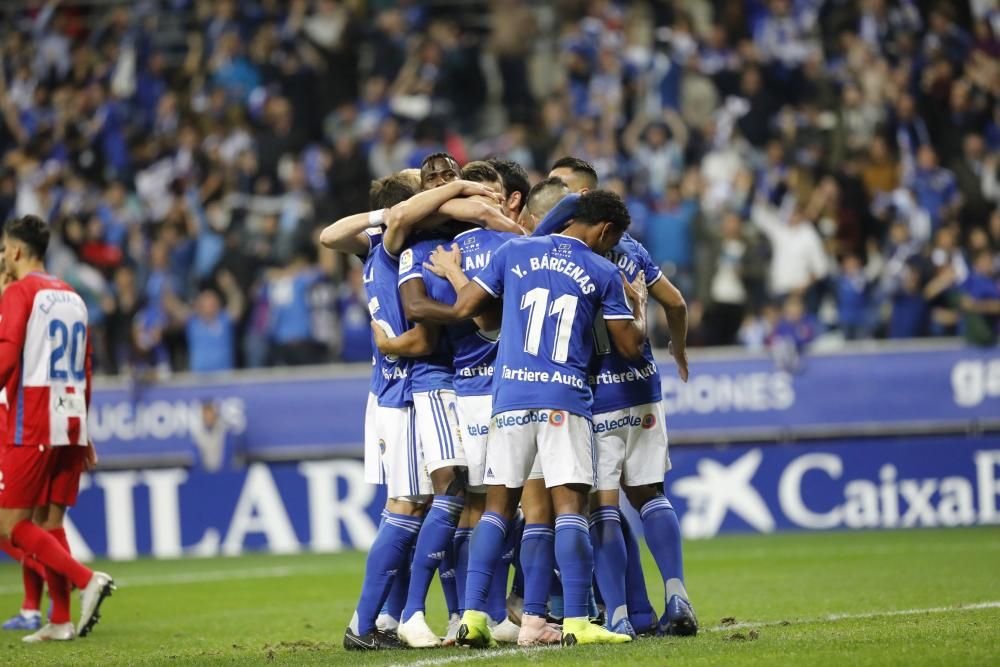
[960,248,1000,346]
[166,271,245,373]
[336,262,372,363]
[836,254,872,340]
[264,248,323,366]
[751,199,830,305]
[0,0,995,375]
[645,180,698,295]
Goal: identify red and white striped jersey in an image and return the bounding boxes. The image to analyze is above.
[0,272,91,447]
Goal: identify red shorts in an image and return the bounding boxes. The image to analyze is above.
[0,445,87,509]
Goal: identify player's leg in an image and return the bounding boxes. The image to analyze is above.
[0,446,105,644]
[0,530,44,631]
[589,410,633,637]
[540,413,630,647]
[452,394,489,628]
[621,401,696,636]
[399,390,467,647]
[0,526,45,631]
[620,510,658,635]
[346,406,429,650]
[457,410,535,649]
[515,472,561,646]
[46,445,114,640]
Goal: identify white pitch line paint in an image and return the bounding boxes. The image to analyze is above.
[0,564,334,595]
[387,601,1000,667]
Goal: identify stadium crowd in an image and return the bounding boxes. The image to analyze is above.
[0,0,998,376]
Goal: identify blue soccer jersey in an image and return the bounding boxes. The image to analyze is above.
[473,234,634,417]
[423,228,518,397]
[364,243,412,408]
[398,239,457,392]
[591,233,664,413]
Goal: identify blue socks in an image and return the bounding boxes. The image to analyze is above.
[402,495,464,622]
[640,496,687,603]
[590,506,629,627]
[487,514,523,623]
[554,514,594,619]
[464,511,509,613]
[453,527,473,615]
[439,551,459,616]
[520,524,554,618]
[350,512,421,636]
[622,509,656,630]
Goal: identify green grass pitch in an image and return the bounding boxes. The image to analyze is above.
[0,527,997,665]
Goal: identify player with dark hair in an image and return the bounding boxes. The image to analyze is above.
[420,153,462,191]
[549,156,599,193]
[0,246,49,634]
[414,189,647,647]
[534,161,697,638]
[486,158,531,220]
[326,174,510,650]
[0,215,114,643]
[386,159,523,647]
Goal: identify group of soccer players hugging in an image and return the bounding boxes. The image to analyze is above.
[324,154,697,650]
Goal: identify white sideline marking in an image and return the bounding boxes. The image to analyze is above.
[386,601,1000,667]
[0,564,332,595]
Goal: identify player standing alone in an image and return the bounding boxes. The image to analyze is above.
[0,215,114,642]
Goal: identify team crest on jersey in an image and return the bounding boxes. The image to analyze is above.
[549,410,566,426]
[378,439,386,455]
[641,413,657,429]
[399,248,414,272]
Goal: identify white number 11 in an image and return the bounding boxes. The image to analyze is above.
[520,287,579,363]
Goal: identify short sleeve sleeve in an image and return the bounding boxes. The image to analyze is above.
[472,241,508,298]
[600,265,634,321]
[0,284,31,348]
[636,241,663,286]
[398,243,428,287]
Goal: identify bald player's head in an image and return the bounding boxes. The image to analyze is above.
[518,176,571,232]
[548,156,598,193]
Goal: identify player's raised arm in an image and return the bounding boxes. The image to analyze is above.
[383,180,503,255]
[438,198,526,235]
[318,210,383,256]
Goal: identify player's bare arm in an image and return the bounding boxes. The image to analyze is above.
[437,199,527,236]
[425,244,503,331]
[318,210,381,255]
[383,180,502,255]
[605,273,648,361]
[370,320,439,357]
[649,276,689,382]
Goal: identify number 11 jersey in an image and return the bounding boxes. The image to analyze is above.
[0,272,91,447]
[472,234,633,418]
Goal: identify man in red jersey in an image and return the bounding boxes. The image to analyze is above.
[0,215,113,643]
[0,247,49,633]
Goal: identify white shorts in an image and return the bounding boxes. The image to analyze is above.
[413,389,467,474]
[592,401,671,491]
[364,393,385,485]
[376,404,432,500]
[484,409,594,489]
[456,394,491,491]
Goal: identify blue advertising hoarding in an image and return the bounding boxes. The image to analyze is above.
[88,344,1000,467]
[55,435,1000,561]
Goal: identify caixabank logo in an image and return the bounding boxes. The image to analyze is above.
[669,439,1000,538]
